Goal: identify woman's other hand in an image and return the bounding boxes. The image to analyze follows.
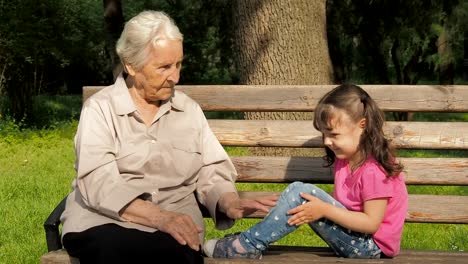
[121,199,202,251]
[154,210,203,251]
[219,192,279,219]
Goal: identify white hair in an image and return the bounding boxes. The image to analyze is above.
[116,10,183,71]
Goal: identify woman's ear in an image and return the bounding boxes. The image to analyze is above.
[359,118,366,128]
[125,63,136,76]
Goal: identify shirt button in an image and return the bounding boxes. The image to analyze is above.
[151,139,156,144]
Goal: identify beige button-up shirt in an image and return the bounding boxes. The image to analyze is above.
[61,74,238,240]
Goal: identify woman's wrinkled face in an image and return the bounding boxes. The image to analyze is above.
[321,109,365,164]
[128,39,183,103]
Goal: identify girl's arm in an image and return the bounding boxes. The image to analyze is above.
[288,193,388,234]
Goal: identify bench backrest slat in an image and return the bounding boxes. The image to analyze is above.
[208,120,468,149]
[232,157,468,185]
[84,85,468,112]
[237,192,468,223]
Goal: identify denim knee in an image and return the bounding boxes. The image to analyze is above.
[284,182,307,198]
[285,182,341,208]
[287,181,314,192]
[281,182,319,205]
[285,182,320,196]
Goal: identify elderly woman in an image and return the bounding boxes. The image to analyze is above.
[60,10,277,264]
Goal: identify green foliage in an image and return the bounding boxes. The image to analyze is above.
[136,0,236,85]
[0,0,237,125]
[0,95,82,129]
[0,0,110,93]
[386,112,468,122]
[1,0,466,125]
[29,95,82,128]
[0,0,110,123]
[326,0,466,84]
[444,1,468,75]
[204,111,243,120]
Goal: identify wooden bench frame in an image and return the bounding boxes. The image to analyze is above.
[41,84,468,263]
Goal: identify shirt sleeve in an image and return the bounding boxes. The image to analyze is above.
[360,164,394,202]
[74,99,149,221]
[194,105,238,230]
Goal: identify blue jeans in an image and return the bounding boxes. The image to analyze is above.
[239,182,382,258]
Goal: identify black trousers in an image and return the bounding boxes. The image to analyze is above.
[63,224,204,264]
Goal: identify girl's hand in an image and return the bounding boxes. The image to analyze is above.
[287,192,329,226]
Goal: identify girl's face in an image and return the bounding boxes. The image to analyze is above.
[321,109,365,166]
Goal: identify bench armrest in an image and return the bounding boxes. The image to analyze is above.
[44,196,68,252]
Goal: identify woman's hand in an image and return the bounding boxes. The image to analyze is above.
[153,210,203,251]
[120,199,202,251]
[287,192,329,226]
[219,192,279,219]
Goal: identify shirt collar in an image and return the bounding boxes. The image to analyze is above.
[168,91,185,111]
[111,73,185,115]
[111,73,136,115]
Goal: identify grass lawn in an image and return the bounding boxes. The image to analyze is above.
[0,96,466,263]
[0,122,77,263]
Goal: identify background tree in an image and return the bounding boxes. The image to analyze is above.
[103,0,125,80]
[437,0,468,83]
[0,0,234,124]
[0,0,109,124]
[119,0,235,85]
[326,0,464,120]
[1,0,466,126]
[231,0,333,156]
[326,0,464,85]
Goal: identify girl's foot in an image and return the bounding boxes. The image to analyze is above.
[203,234,262,259]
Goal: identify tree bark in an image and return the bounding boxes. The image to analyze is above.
[103,0,124,80]
[391,39,403,84]
[437,24,455,85]
[232,0,333,156]
[464,32,468,81]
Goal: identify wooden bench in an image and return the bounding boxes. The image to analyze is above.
[41,84,468,263]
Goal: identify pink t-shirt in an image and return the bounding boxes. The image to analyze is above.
[332,157,408,257]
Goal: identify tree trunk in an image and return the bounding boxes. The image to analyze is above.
[437,24,455,85]
[103,0,124,80]
[464,32,468,81]
[232,0,333,156]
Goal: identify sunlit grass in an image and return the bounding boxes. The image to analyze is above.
[0,122,77,263]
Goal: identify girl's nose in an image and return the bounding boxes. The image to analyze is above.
[323,136,332,147]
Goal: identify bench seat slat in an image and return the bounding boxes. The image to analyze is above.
[208,120,468,149]
[205,247,468,263]
[231,156,468,185]
[206,247,468,263]
[237,192,468,224]
[41,247,468,264]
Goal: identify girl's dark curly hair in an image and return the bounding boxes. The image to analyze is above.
[313,84,403,177]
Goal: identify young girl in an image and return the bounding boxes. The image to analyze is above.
[204,84,408,259]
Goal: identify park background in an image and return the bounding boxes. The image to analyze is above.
[0,0,467,263]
